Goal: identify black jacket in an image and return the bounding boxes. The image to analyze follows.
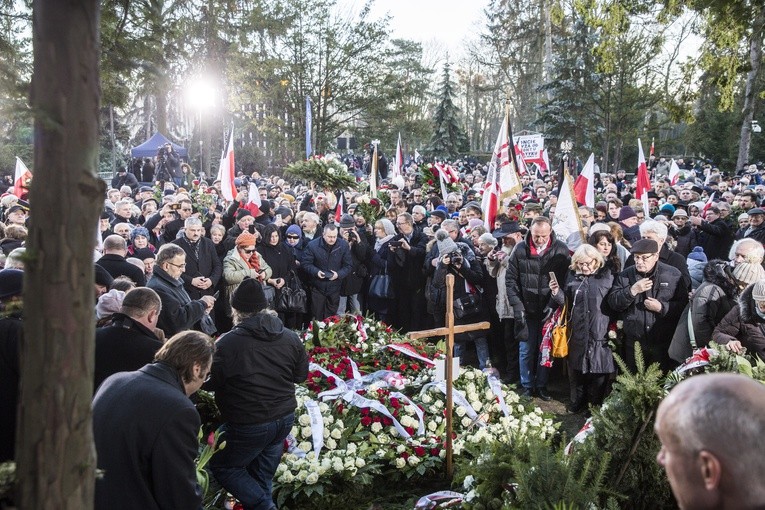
[0,314,22,462]
[340,233,369,296]
[432,259,487,342]
[670,224,697,258]
[625,244,691,293]
[552,269,615,374]
[147,267,207,337]
[695,217,734,261]
[713,283,765,360]
[172,235,223,299]
[97,253,147,286]
[206,313,308,424]
[93,362,203,510]
[94,313,163,390]
[301,237,353,296]
[505,238,570,317]
[389,229,429,288]
[608,261,688,370]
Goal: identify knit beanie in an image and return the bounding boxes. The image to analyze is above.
[733,262,765,286]
[0,268,23,300]
[96,289,125,319]
[235,231,257,248]
[435,229,459,255]
[751,279,765,301]
[130,226,150,243]
[231,277,268,313]
[133,247,156,260]
[236,208,252,221]
[687,246,708,263]
[378,218,396,237]
[479,233,498,248]
[94,264,114,289]
[286,224,302,238]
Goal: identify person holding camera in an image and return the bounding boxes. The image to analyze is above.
[337,214,369,315]
[431,229,490,369]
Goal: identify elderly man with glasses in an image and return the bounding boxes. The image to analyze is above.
[608,238,688,372]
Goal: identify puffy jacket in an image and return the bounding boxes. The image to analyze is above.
[206,312,309,424]
[712,283,765,360]
[301,236,353,296]
[552,268,615,374]
[505,238,570,317]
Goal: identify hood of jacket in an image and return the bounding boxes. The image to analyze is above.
[235,311,287,339]
[738,282,765,323]
[703,259,738,299]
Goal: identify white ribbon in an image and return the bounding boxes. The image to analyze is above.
[304,399,324,458]
[382,343,436,366]
[486,374,510,417]
[342,390,412,439]
[420,381,485,427]
[390,391,425,436]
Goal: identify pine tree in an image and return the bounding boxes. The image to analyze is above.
[429,62,469,159]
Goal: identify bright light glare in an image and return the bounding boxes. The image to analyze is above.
[185,77,216,111]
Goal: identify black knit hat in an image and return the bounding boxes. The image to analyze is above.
[230,277,268,313]
[0,268,23,300]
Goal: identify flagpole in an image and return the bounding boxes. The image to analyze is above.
[561,140,586,243]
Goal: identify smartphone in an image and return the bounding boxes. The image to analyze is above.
[549,272,558,286]
[212,290,220,300]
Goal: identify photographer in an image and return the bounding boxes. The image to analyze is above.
[431,230,490,369]
[337,214,369,314]
[155,143,181,185]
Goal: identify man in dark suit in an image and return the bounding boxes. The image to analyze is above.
[97,234,147,286]
[94,287,164,390]
[93,330,215,510]
[172,217,223,300]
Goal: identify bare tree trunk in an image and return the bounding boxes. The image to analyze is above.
[17,0,104,508]
[542,0,553,102]
[736,4,765,172]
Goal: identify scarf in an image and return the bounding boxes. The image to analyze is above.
[375,234,395,251]
[240,249,260,271]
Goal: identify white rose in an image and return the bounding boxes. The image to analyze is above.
[427,420,437,432]
[306,472,319,484]
[301,426,312,438]
[326,438,337,450]
[371,422,383,433]
[330,428,342,439]
[395,458,406,469]
[346,443,357,454]
[355,457,365,468]
[422,394,432,404]
[333,461,344,472]
[455,406,466,417]
[408,455,420,466]
[298,441,312,452]
[296,470,308,482]
[608,330,617,339]
[280,471,294,483]
[465,371,475,380]
[298,414,311,426]
[617,320,623,328]
[461,417,473,428]
[396,444,406,453]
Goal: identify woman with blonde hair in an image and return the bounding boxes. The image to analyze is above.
[550,243,615,413]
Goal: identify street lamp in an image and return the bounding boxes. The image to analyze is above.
[185,76,217,177]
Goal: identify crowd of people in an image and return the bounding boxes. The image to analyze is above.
[2,151,765,509]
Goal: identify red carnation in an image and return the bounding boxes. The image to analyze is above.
[401,452,410,460]
[360,416,372,427]
[382,417,393,426]
[427,179,434,185]
[414,446,426,457]
[430,448,440,456]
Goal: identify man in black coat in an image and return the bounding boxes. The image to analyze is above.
[94,287,164,390]
[147,244,215,337]
[388,212,429,333]
[689,206,734,261]
[110,166,139,192]
[625,219,692,292]
[0,269,23,462]
[302,223,353,320]
[97,234,147,286]
[505,217,570,400]
[337,214,369,314]
[745,207,765,245]
[608,239,688,372]
[207,279,308,510]
[171,217,223,300]
[93,330,215,510]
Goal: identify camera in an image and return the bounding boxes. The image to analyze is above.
[449,251,463,265]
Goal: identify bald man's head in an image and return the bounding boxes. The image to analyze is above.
[656,373,765,509]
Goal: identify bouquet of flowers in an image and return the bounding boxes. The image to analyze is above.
[285,154,356,190]
[418,162,462,195]
[353,194,385,225]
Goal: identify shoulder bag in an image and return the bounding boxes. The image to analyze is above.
[551,302,570,358]
[369,262,395,300]
[275,271,308,313]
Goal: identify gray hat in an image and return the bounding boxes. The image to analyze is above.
[672,209,688,218]
[478,233,498,248]
[630,238,659,254]
[751,279,765,301]
[747,207,765,216]
[338,214,355,228]
[435,229,458,255]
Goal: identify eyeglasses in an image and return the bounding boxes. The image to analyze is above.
[286,235,299,239]
[634,254,657,262]
[203,372,211,383]
[167,261,186,268]
[396,222,409,226]
[243,248,256,254]
[576,259,596,267]
[181,208,192,212]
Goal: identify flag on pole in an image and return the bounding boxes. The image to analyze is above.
[668,159,681,186]
[393,133,404,178]
[334,192,345,224]
[702,192,716,217]
[243,181,262,217]
[635,139,650,216]
[650,137,655,158]
[414,149,421,162]
[482,110,521,229]
[552,169,584,243]
[573,153,596,208]
[217,126,236,202]
[13,157,32,198]
[513,144,528,176]
[434,163,457,201]
[305,96,313,159]
[538,148,550,176]
[370,144,378,196]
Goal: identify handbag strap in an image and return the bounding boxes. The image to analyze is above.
[687,302,697,349]
[557,301,568,327]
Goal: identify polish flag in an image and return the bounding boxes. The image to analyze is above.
[635,139,650,216]
[514,144,528,175]
[573,153,596,207]
[217,127,236,202]
[393,132,404,178]
[334,192,345,224]
[668,159,681,186]
[538,148,550,176]
[702,192,716,217]
[13,157,32,198]
[243,181,262,217]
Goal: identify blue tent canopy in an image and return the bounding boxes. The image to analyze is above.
[130,132,188,158]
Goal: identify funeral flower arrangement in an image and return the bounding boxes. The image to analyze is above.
[353,194,385,224]
[418,162,462,195]
[285,154,356,191]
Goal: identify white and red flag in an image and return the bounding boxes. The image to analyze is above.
[573,153,596,208]
[552,170,583,243]
[668,159,681,186]
[393,132,404,178]
[243,181,261,217]
[513,144,528,176]
[702,192,716,217]
[635,139,651,216]
[481,111,521,230]
[538,148,550,176]
[13,157,32,198]
[334,192,345,224]
[217,126,236,202]
[650,137,655,158]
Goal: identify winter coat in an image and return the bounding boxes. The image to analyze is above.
[432,258,487,342]
[389,230,429,289]
[93,362,203,510]
[171,236,223,300]
[625,243,692,293]
[94,313,163,391]
[486,248,514,319]
[0,314,22,462]
[671,224,698,258]
[97,253,147,287]
[340,233,370,297]
[670,261,739,363]
[607,261,688,370]
[206,312,309,424]
[222,248,272,316]
[687,259,706,290]
[147,266,207,337]
[301,237,353,296]
[505,238,570,318]
[712,283,765,360]
[552,268,615,374]
[696,217,734,261]
[746,224,765,245]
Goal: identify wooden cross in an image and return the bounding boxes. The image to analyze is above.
[407,274,490,478]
